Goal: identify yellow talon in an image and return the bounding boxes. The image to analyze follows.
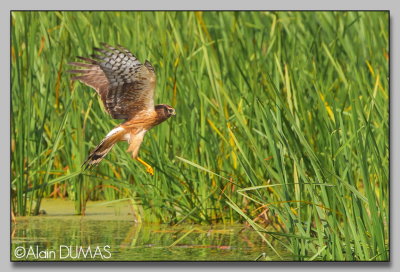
[136,157,154,176]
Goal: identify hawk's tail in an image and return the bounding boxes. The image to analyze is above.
[82,126,126,170]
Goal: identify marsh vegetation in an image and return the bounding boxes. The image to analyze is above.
[11,11,389,261]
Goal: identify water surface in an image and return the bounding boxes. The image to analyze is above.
[11,199,286,261]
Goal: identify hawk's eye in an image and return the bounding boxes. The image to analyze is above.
[167,108,176,116]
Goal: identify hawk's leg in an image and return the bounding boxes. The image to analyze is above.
[136,157,154,176]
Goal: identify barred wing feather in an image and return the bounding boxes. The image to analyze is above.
[68,43,156,120]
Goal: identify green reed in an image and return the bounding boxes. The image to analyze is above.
[11,11,389,260]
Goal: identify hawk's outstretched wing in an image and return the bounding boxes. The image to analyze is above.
[68,43,156,120]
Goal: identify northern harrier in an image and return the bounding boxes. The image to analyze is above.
[68,43,176,175]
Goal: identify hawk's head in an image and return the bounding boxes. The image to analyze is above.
[155,104,176,123]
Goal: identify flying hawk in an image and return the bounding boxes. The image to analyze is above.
[68,43,176,175]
